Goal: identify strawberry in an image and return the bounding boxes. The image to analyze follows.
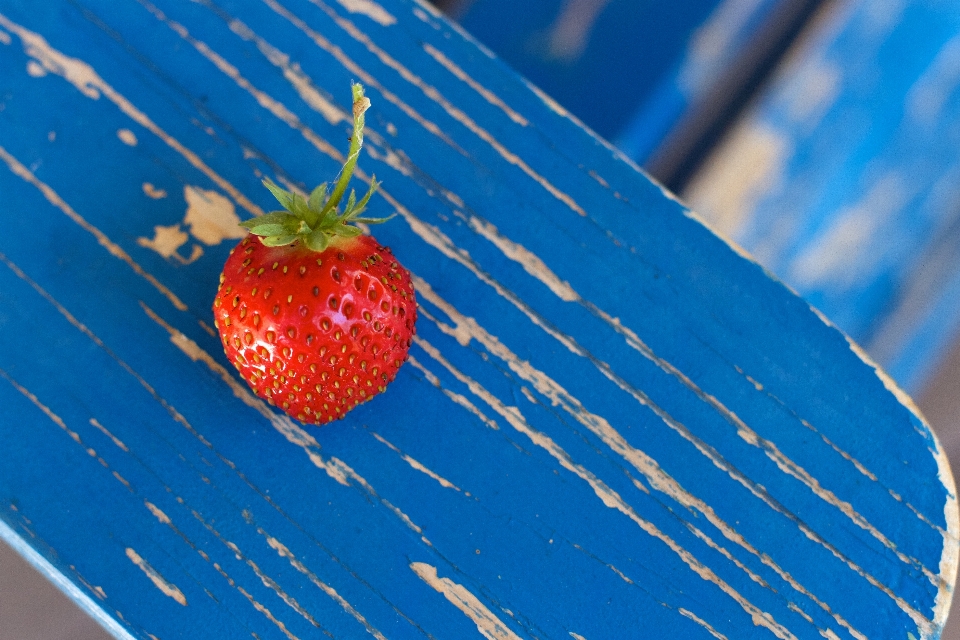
[213,84,416,425]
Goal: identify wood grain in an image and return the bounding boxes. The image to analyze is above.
[0,0,955,638]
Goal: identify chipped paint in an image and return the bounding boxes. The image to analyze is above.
[182,185,246,246]
[235,584,300,640]
[0,520,136,640]
[526,80,570,117]
[26,59,46,77]
[820,311,960,634]
[422,42,528,126]
[140,302,427,538]
[259,530,388,639]
[0,143,188,310]
[467,216,578,301]
[137,223,192,261]
[117,128,138,146]
[410,562,522,640]
[0,254,364,639]
[365,143,414,177]
[191,511,322,630]
[266,0,464,157]
[414,338,797,640]
[0,13,263,217]
[142,182,167,199]
[335,0,396,26]
[372,432,462,491]
[226,17,348,126]
[407,355,500,429]
[301,0,588,215]
[125,548,187,605]
[678,608,729,640]
[140,0,344,163]
[144,501,172,525]
[414,277,883,638]
[416,159,946,609]
[139,302,346,485]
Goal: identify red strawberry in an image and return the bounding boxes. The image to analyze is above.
[213,84,416,425]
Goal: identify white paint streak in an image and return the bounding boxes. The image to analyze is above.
[372,432,461,490]
[262,0,461,152]
[422,42,528,126]
[302,0,588,216]
[140,303,426,538]
[365,143,414,177]
[142,183,168,199]
[0,143,188,311]
[117,128,138,146]
[0,12,263,217]
[678,608,729,640]
[26,59,46,77]
[226,18,348,126]
[89,418,129,452]
[414,337,797,640]
[414,278,873,638]
[410,562,522,640]
[261,532,388,639]
[467,216,577,301]
[125,548,187,605]
[0,29,10,45]
[335,0,396,25]
[526,80,569,117]
[412,152,944,619]
[407,355,500,429]
[144,502,172,525]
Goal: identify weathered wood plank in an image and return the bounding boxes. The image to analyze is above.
[0,0,955,638]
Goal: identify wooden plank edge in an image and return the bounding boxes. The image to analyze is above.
[0,518,135,640]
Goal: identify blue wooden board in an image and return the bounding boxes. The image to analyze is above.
[454,0,727,146]
[685,0,960,394]
[454,0,817,173]
[0,0,956,638]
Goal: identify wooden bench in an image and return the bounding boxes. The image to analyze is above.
[0,0,955,638]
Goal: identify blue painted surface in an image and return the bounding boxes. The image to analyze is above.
[455,0,796,166]
[685,0,960,394]
[0,0,955,638]
[455,0,725,145]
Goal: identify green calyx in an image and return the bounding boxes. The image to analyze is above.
[241,83,391,252]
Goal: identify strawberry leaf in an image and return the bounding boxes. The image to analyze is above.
[246,84,393,252]
[348,178,378,218]
[334,224,363,238]
[262,178,294,210]
[353,214,396,224]
[308,183,328,212]
[344,189,357,216]
[261,234,298,247]
[240,211,300,237]
[290,193,315,225]
[304,227,330,251]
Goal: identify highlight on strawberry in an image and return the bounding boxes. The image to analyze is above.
[213,83,417,425]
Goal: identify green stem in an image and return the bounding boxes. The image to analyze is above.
[322,83,369,217]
